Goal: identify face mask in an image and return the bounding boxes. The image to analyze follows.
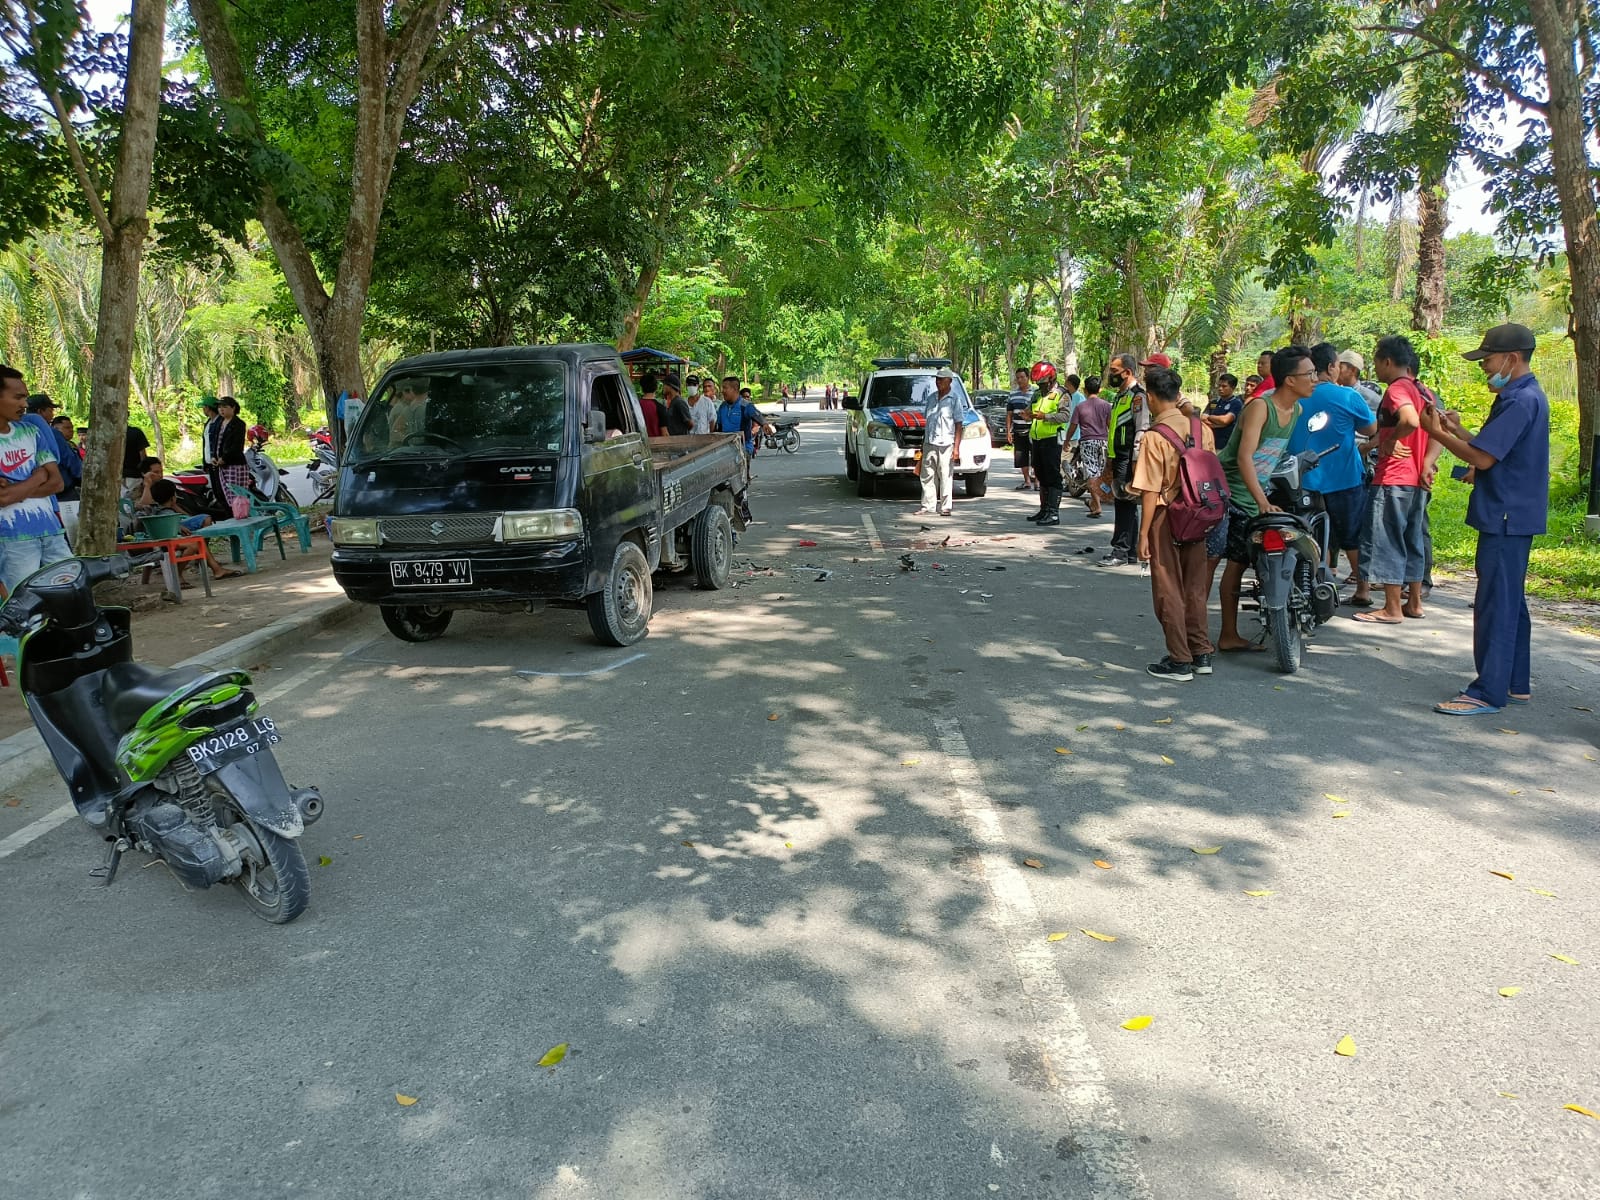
[1487,371,1510,390]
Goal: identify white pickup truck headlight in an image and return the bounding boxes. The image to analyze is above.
[330,517,380,546]
[501,509,584,541]
[866,422,896,441]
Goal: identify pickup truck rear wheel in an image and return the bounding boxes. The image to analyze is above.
[587,540,652,646]
[381,604,452,642]
[691,504,733,589]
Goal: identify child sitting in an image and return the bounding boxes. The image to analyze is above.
[143,480,243,581]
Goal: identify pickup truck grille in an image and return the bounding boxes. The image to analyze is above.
[897,427,924,449]
[379,514,498,546]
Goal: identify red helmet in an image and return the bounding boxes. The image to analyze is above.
[1029,361,1057,385]
[247,424,270,444]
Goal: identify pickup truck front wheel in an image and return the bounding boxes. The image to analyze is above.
[587,540,652,646]
[691,504,733,589]
[381,604,452,642]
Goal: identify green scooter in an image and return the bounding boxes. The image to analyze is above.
[1,555,324,922]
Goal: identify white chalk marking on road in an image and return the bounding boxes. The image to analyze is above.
[860,513,884,552]
[517,652,647,679]
[0,636,381,862]
[934,717,1153,1200]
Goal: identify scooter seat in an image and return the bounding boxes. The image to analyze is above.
[100,662,221,734]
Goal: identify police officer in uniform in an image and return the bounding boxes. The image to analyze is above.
[1025,361,1066,526]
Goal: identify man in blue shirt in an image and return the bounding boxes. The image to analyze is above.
[1420,324,1549,715]
[24,394,80,498]
[716,375,769,455]
[1288,342,1378,586]
[1202,373,1243,450]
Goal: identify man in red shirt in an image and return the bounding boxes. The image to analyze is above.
[1351,335,1436,623]
[1245,350,1275,399]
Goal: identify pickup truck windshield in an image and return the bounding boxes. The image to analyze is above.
[866,375,973,410]
[349,363,567,464]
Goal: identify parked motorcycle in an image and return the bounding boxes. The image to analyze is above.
[305,440,338,504]
[1,555,325,922]
[1246,439,1340,674]
[1063,440,1093,500]
[761,419,801,454]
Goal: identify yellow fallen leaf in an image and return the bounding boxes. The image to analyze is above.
[1508,789,1522,795]
[1080,929,1118,942]
[1497,728,1519,735]
[1334,1036,1357,1058]
[1529,888,1556,898]
[1273,685,1284,691]
[317,855,333,866]
[1120,1015,1152,1031]
[1047,931,1070,942]
[680,840,695,847]
[1498,987,1522,998]
[1490,870,1515,880]
[395,1094,419,1106]
[1324,794,1345,804]
[1076,724,1089,731]
[767,713,780,721]
[1540,787,1556,793]
[1054,746,1074,755]
[1154,717,1173,725]
[1550,953,1580,965]
[1022,857,1043,869]
[1114,724,1126,731]
[901,758,921,766]
[1585,753,1596,762]
[784,841,793,848]
[1191,846,1221,855]
[537,1043,569,1068]
[351,834,364,840]
[1565,1104,1599,1119]
[1092,859,1113,869]
[1498,1092,1519,1099]
[1331,811,1350,818]
[1160,755,1175,765]
[1243,890,1274,898]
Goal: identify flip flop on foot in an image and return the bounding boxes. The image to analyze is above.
[1342,595,1373,608]
[1508,693,1531,705]
[213,568,244,579]
[1433,694,1503,716]
[1403,609,1424,619]
[1352,611,1403,624]
[1217,641,1265,653]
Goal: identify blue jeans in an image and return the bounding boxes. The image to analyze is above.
[1465,532,1533,709]
[1,532,73,596]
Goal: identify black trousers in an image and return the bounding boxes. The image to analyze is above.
[1032,437,1062,491]
[1110,454,1137,554]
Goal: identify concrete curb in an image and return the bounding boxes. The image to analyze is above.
[0,595,362,793]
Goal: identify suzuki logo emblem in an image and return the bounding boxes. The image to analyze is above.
[429,520,446,537]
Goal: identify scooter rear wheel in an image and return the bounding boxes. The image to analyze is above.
[230,814,311,924]
[1268,606,1302,674]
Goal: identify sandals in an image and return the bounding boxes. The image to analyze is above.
[212,568,244,580]
[1432,694,1503,716]
[1352,611,1402,625]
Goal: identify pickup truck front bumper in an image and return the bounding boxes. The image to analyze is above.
[860,436,991,476]
[331,542,589,605]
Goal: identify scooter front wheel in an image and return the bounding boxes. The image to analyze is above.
[232,817,310,924]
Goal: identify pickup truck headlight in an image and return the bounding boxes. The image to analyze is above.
[330,517,379,546]
[866,422,896,441]
[501,509,584,541]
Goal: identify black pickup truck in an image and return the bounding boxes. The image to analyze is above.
[329,344,750,646]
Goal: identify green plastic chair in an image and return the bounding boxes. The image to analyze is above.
[226,485,313,553]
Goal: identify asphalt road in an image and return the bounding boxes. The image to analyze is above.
[2,415,1597,1199]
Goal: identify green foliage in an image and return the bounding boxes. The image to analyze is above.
[233,351,285,426]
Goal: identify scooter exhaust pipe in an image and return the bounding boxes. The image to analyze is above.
[291,787,324,826]
[1311,581,1338,622]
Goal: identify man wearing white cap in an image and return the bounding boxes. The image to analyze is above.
[917,367,964,516]
[1336,350,1382,412]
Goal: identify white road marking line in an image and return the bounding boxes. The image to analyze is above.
[516,652,647,679]
[0,802,75,859]
[934,717,1152,1200]
[0,636,381,862]
[860,513,884,552]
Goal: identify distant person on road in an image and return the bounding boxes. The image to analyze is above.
[1006,367,1036,491]
[916,367,964,517]
[1420,324,1549,716]
[1024,361,1065,525]
[1063,373,1086,438]
[1101,352,1149,565]
[1065,375,1110,519]
[1135,365,1217,681]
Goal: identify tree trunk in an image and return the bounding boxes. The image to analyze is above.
[76,0,165,556]
[1528,0,1600,480]
[1001,286,1016,375]
[1209,347,1230,396]
[616,257,660,352]
[1056,251,1078,375]
[1411,175,1448,338]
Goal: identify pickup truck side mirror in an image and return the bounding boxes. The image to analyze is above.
[584,410,606,443]
[842,395,862,411]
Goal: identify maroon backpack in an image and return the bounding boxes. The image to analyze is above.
[1151,417,1231,543]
